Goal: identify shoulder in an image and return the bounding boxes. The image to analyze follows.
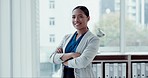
[62,34,73,42]
[64,34,72,39]
[86,30,100,41]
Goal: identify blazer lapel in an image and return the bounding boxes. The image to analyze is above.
[76,30,91,53]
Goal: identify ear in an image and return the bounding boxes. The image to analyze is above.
[87,16,90,21]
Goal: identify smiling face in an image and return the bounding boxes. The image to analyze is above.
[72,8,90,30]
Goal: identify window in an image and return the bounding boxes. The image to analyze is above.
[39,0,148,78]
[49,0,55,9]
[145,0,148,24]
[0,0,39,77]
[49,34,55,43]
[94,0,120,52]
[49,17,55,26]
[125,0,148,52]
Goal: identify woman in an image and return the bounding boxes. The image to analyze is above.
[49,6,100,78]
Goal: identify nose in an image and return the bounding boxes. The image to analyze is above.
[74,17,79,22]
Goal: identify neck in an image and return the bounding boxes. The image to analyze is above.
[77,28,88,35]
[76,28,88,40]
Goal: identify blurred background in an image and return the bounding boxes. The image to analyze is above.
[0,0,148,78]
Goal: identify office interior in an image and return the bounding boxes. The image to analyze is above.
[0,0,148,78]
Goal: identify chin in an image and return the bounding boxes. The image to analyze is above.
[74,25,80,28]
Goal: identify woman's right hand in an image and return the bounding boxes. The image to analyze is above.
[56,48,63,53]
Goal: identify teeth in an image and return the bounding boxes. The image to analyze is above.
[75,23,80,25]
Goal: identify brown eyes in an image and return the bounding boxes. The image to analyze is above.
[72,16,75,19]
[72,15,84,19]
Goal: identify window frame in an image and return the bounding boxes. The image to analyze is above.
[49,17,55,26]
[49,0,55,9]
[49,34,55,43]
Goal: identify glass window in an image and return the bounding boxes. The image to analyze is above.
[93,0,120,52]
[39,0,148,77]
[49,0,55,9]
[125,0,148,52]
[49,17,55,26]
[49,34,55,43]
[40,0,120,77]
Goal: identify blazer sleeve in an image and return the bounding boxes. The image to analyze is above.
[49,34,70,64]
[68,36,100,68]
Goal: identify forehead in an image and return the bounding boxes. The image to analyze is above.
[72,9,85,15]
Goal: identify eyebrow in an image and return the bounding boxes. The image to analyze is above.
[72,13,85,16]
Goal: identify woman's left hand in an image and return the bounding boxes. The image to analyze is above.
[62,53,81,66]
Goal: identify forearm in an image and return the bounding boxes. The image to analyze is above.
[61,53,80,66]
[60,52,80,61]
[67,47,99,68]
[49,52,64,64]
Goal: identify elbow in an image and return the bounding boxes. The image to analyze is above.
[79,63,89,68]
[76,57,91,68]
[49,53,55,63]
[68,57,93,68]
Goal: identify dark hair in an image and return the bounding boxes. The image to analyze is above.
[72,6,89,17]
